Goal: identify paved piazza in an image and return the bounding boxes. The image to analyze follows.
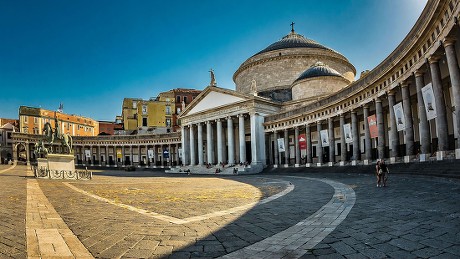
[1,165,460,258]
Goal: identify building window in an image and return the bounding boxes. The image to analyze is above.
[166,118,171,127]
[165,106,171,115]
[177,107,181,114]
[176,96,181,103]
[23,116,28,123]
[34,117,38,124]
[183,96,188,103]
[133,101,137,109]
[142,118,148,127]
[33,127,39,134]
[142,105,147,114]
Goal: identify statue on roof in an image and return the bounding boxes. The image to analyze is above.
[210,69,216,86]
[251,79,258,96]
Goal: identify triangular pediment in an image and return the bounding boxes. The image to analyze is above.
[183,87,249,116]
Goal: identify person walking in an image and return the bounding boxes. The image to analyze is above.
[375,160,382,187]
[379,160,389,187]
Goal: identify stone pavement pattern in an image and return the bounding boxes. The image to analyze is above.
[0,165,460,258]
[0,164,27,259]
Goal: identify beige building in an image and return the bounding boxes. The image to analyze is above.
[19,106,98,137]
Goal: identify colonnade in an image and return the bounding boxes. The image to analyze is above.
[73,143,180,167]
[181,112,266,167]
[267,35,460,166]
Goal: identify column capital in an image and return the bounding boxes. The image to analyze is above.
[428,55,442,64]
[226,116,233,121]
[316,120,322,125]
[215,118,221,122]
[414,70,424,78]
[205,120,213,125]
[374,97,382,103]
[387,89,396,96]
[339,113,345,118]
[363,104,369,109]
[443,37,456,48]
[350,110,357,115]
[400,82,409,88]
[237,113,246,118]
[197,122,202,126]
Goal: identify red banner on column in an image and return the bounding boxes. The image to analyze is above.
[368,115,378,138]
[299,134,307,150]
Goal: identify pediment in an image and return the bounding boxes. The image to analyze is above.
[184,88,248,116]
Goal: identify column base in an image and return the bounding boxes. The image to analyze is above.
[363,159,370,165]
[456,149,460,159]
[295,164,300,167]
[305,163,312,167]
[404,155,415,163]
[339,161,346,166]
[390,157,397,164]
[273,164,279,168]
[419,153,428,162]
[283,164,289,168]
[437,151,446,161]
[351,160,357,166]
[316,163,322,167]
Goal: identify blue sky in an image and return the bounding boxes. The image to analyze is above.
[0,0,427,121]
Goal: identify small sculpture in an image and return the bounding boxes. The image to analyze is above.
[210,69,216,86]
[42,112,73,154]
[251,79,258,96]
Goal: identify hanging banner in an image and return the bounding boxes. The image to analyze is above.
[277,138,285,152]
[393,102,406,131]
[163,148,169,158]
[343,123,353,144]
[422,83,437,120]
[178,148,182,158]
[368,115,378,138]
[148,149,154,159]
[299,134,307,150]
[320,129,329,147]
[85,150,91,158]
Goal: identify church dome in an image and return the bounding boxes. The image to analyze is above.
[254,31,337,56]
[295,62,343,82]
[233,26,356,100]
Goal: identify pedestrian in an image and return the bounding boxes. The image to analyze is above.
[375,160,382,187]
[380,160,389,187]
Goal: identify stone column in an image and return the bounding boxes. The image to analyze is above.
[97,145,101,166]
[153,145,156,167]
[444,38,460,158]
[401,82,415,161]
[250,112,265,168]
[328,117,335,165]
[175,144,179,165]
[25,143,30,166]
[122,145,125,166]
[284,128,290,167]
[197,123,204,165]
[429,56,449,158]
[206,121,214,164]
[216,118,223,164]
[137,145,141,167]
[273,131,279,167]
[317,121,323,166]
[363,105,372,163]
[415,71,431,160]
[294,126,300,167]
[105,145,109,166]
[376,98,385,160]
[168,144,172,167]
[227,117,235,165]
[145,145,149,167]
[238,114,246,164]
[306,124,312,165]
[388,90,399,162]
[339,114,347,165]
[181,126,189,165]
[189,124,196,165]
[351,111,360,164]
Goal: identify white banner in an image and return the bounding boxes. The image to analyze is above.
[393,102,406,131]
[148,149,154,159]
[422,83,437,120]
[277,138,286,152]
[343,123,353,144]
[85,150,91,158]
[320,129,329,147]
[178,148,182,158]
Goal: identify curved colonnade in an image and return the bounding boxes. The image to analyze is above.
[265,0,460,166]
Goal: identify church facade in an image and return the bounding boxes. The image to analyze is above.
[179,0,460,173]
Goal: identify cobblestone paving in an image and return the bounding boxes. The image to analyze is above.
[0,165,27,259]
[1,166,460,258]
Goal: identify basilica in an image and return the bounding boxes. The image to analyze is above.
[179,0,460,173]
[12,0,460,174]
